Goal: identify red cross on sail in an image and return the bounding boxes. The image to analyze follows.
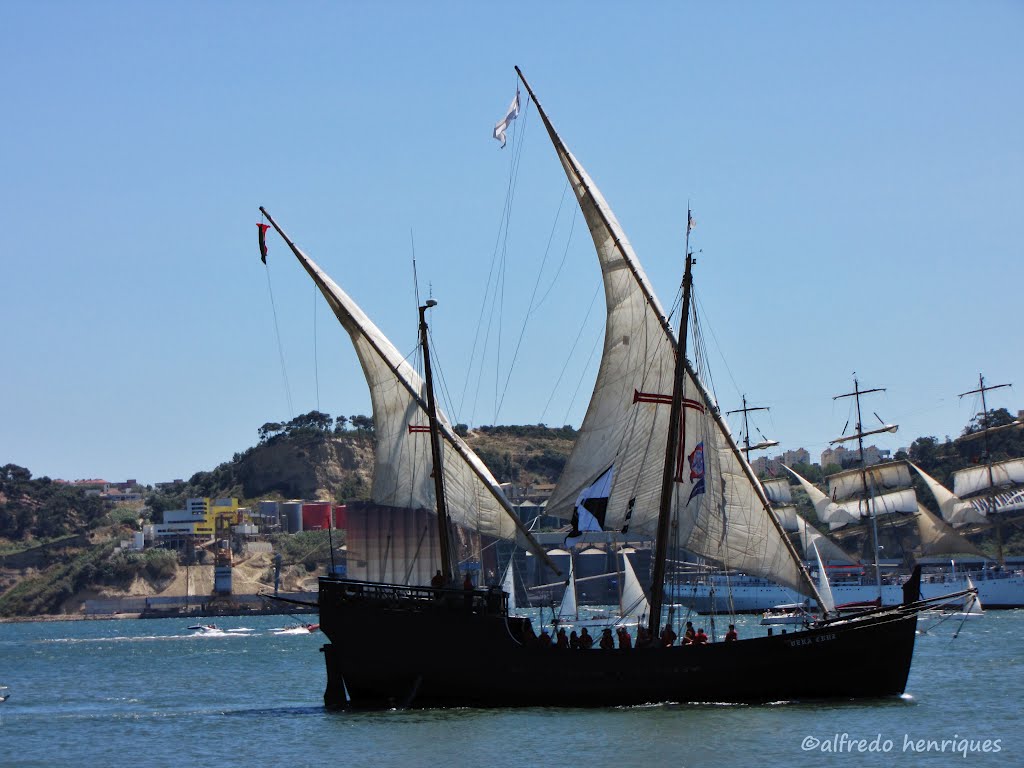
[633,389,705,482]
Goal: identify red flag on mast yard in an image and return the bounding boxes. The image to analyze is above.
[257,222,270,263]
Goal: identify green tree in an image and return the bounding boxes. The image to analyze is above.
[350,414,374,434]
[791,462,823,483]
[258,422,284,442]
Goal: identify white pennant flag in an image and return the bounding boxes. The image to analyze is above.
[493,89,520,148]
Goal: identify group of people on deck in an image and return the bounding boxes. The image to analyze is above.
[521,619,740,648]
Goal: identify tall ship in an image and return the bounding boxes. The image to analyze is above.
[672,378,1024,614]
[259,68,964,708]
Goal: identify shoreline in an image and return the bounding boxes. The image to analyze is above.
[1,594,318,624]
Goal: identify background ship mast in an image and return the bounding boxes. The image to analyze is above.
[831,376,898,600]
[727,396,778,460]
[959,373,1012,563]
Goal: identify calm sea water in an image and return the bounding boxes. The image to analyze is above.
[0,609,1020,768]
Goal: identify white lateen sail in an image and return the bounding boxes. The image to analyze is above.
[784,465,859,530]
[262,211,552,568]
[502,559,520,614]
[913,503,989,559]
[521,75,818,601]
[620,554,650,623]
[909,461,987,526]
[812,541,835,615]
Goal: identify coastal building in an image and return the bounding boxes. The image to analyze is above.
[152,497,243,542]
[782,448,810,467]
[820,444,891,469]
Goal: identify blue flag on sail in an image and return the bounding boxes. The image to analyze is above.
[687,442,706,504]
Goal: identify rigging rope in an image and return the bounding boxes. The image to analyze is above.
[559,315,604,428]
[313,283,320,412]
[495,180,574,419]
[461,96,532,425]
[263,263,294,420]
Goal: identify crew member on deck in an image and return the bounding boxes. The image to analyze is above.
[617,627,632,649]
[569,630,579,650]
[661,623,678,647]
[635,626,653,648]
[463,573,474,610]
[556,628,569,649]
[600,628,615,650]
[431,570,444,589]
[694,627,708,644]
[579,627,594,649]
[682,621,695,645]
[725,624,738,642]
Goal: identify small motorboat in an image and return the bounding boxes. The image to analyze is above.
[272,623,320,635]
[0,684,9,703]
[187,623,220,632]
[760,603,816,626]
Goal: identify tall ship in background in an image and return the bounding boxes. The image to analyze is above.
[672,376,1024,614]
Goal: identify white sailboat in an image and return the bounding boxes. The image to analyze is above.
[961,575,984,618]
[501,559,523,615]
[551,549,651,631]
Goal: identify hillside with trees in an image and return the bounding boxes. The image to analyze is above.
[1,408,1020,617]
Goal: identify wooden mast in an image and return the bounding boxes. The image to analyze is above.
[419,299,457,584]
[648,211,694,639]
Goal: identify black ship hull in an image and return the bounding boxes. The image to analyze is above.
[318,577,920,709]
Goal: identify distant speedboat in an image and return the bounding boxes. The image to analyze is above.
[0,685,8,703]
[187,624,219,632]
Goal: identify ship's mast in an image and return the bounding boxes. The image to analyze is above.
[648,210,694,639]
[726,396,778,460]
[959,373,1012,563]
[831,377,897,601]
[419,300,458,584]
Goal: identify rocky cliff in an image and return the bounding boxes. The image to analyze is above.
[232,426,574,504]
[236,434,375,501]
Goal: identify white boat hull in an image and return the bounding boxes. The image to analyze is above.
[671,571,1024,613]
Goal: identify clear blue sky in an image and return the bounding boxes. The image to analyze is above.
[2,2,1021,486]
